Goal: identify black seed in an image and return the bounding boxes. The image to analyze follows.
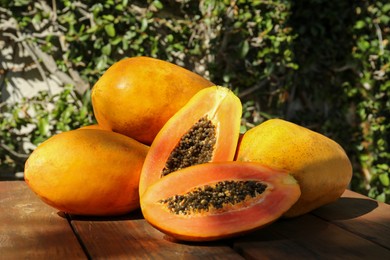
[161,116,216,177]
[159,180,268,215]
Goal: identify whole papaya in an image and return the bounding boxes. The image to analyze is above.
[235,119,352,218]
[91,56,214,145]
[24,129,149,216]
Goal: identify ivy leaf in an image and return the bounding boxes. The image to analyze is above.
[140,18,148,32]
[104,24,116,37]
[153,0,163,9]
[38,117,50,136]
[376,193,386,202]
[240,40,250,58]
[354,20,365,29]
[102,44,112,55]
[379,174,390,187]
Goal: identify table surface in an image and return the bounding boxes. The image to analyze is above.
[1,181,390,259]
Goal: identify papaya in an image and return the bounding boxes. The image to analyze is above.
[24,129,149,216]
[140,162,301,241]
[78,124,106,130]
[91,56,214,145]
[139,86,242,196]
[235,119,353,218]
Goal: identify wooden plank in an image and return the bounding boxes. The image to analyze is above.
[69,211,244,259]
[312,189,390,250]
[0,181,86,259]
[233,227,320,259]
[234,213,390,259]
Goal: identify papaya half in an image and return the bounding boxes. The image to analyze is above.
[235,119,353,218]
[24,129,149,216]
[139,86,242,196]
[141,162,301,241]
[91,56,214,145]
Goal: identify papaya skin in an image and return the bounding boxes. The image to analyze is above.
[141,162,301,242]
[78,124,106,130]
[235,119,353,218]
[139,86,242,197]
[24,129,149,216]
[91,56,214,145]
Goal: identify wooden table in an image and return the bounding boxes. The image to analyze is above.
[1,181,390,259]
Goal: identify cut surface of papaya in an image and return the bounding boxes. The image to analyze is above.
[91,56,214,145]
[139,86,242,196]
[140,162,301,241]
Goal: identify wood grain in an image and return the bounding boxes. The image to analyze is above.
[2,181,390,260]
[0,181,86,259]
[235,214,390,259]
[233,189,390,259]
[312,189,390,250]
[69,211,243,259]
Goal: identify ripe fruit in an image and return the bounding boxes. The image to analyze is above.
[141,162,301,241]
[78,124,106,130]
[91,56,214,145]
[24,129,149,216]
[139,86,242,196]
[235,119,353,217]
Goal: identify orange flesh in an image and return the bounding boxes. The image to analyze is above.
[141,162,301,241]
[139,86,242,197]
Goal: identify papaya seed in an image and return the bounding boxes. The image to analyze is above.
[159,180,268,215]
[161,116,216,176]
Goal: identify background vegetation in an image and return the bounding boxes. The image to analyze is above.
[1,1,389,203]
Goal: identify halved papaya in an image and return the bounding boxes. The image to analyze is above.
[139,86,242,196]
[140,162,301,241]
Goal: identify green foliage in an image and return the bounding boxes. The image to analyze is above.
[0,0,389,202]
[350,1,390,202]
[0,86,95,174]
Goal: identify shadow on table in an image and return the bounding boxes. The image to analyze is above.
[57,208,144,221]
[312,197,379,221]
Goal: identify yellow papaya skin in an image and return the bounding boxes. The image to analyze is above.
[91,56,214,145]
[24,129,149,216]
[78,124,106,130]
[235,119,353,218]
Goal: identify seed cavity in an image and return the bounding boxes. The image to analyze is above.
[159,180,268,215]
[161,116,216,177]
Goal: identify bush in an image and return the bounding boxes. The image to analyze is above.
[0,0,389,202]
[0,86,94,177]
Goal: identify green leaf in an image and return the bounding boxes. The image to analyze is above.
[38,117,50,136]
[140,18,148,32]
[103,15,115,21]
[240,40,250,58]
[104,24,116,37]
[354,20,366,29]
[379,173,390,187]
[96,55,108,71]
[153,0,163,10]
[78,34,90,42]
[240,125,247,134]
[111,37,122,45]
[32,13,41,24]
[376,192,386,202]
[102,44,112,55]
[86,25,99,34]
